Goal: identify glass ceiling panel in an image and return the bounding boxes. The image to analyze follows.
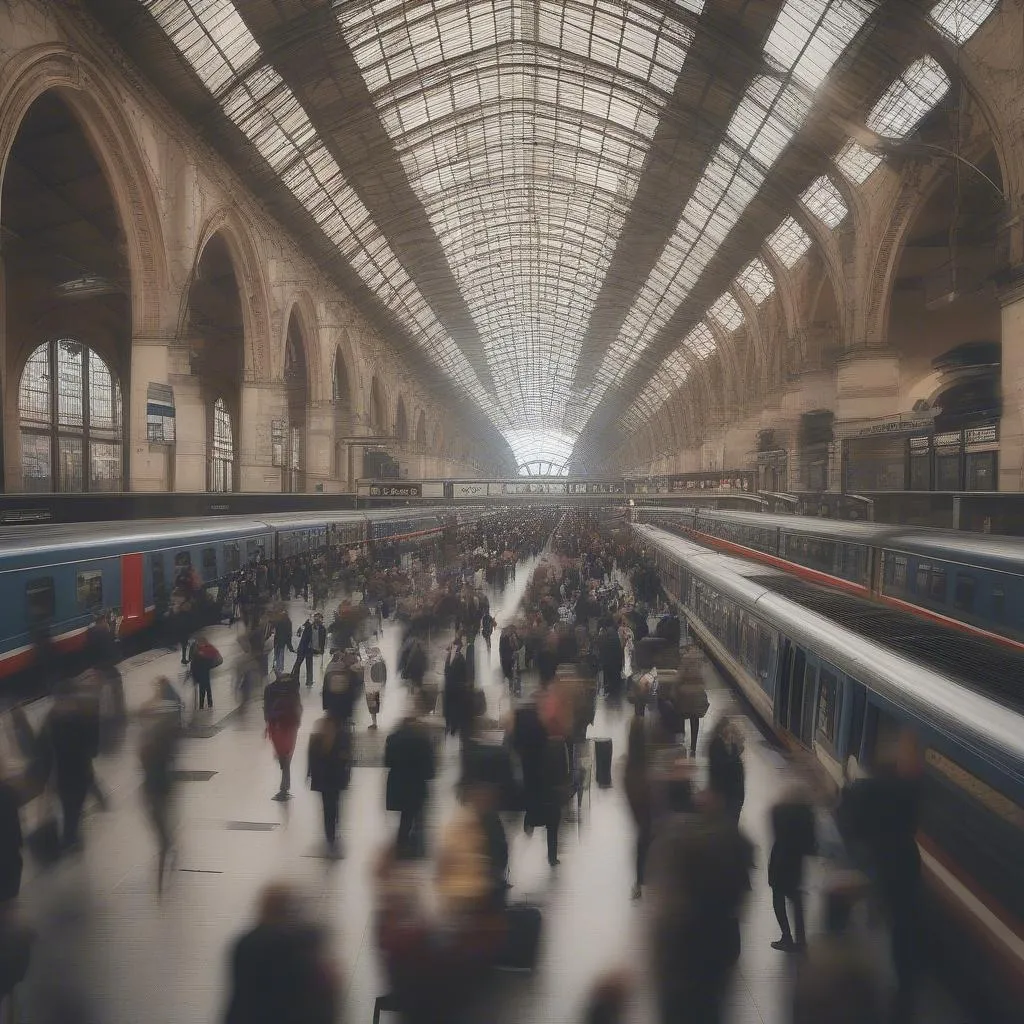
[504,429,577,475]
[767,216,812,268]
[143,0,496,419]
[929,0,998,44]
[800,174,848,228]
[867,56,951,140]
[736,258,776,305]
[338,0,702,440]
[708,292,745,332]
[591,0,869,408]
[835,140,882,184]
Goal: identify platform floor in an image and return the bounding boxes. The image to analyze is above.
[6,557,972,1024]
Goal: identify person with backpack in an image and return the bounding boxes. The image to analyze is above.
[306,713,352,856]
[189,635,222,711]
[264,673,302,801]
[768,786,817,951]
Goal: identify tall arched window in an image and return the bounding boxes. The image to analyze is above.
[18,339,122,492]
[210,397,234,492]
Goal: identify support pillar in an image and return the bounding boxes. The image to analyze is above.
[168,346,206,492]
[239,380,288,492]
[304,400,334,492]
[129,338,173,491]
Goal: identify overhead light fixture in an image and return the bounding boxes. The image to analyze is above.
[55,274,123,299]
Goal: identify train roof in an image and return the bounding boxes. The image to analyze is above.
[653,507,1024,569]
[0,516,277,561]
[635,524,1024,780]
[881,530,1024,574]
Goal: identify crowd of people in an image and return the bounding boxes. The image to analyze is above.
[0,508,931,1024]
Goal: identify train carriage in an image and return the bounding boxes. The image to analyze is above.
[635,523,1024,1013]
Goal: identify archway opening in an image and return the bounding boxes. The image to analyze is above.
[882,147,1004,493]
[415,410,427,446]
[395,396,408,443]
[3,91,129,491]
[333,346,352,485]
[369,376,386,432]
[283,311,308,493]
[187,232,244,492]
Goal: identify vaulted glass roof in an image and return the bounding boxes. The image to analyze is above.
[111,0,998,472]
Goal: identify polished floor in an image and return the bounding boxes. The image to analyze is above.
[3,556,971,1024]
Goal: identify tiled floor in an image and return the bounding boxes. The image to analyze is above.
[7,558,971,1024]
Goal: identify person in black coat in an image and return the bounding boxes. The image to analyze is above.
[224,884,337,1024]
[293,618,316,689]
[768,789,816,950]
[385,713,436,859]
[708,717,745,823]
[442,640,470,741]
[0,777,22,906]
[598,621,625,701]
[306,714,352,855]
[45,685,100,850]
[512,689,571,867]
[498,627,517,693]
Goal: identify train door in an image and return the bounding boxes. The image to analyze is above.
[798,657,819,745]
[120,553,144,627]
[776,641,808,737]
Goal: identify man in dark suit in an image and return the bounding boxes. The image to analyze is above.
[384,711,436,859]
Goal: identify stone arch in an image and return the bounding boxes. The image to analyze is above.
[395,394,409,443]
[368,374,389,433]
[183,208,272,382]
[729,284,768,395]
[791,203,850,348]
[282,291,323,402]
[0,45,166,338]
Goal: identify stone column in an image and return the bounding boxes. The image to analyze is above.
[128,337,173,491]
[304,400,334,492]
[238,380,288,492]
[998,280,1024,491]
[168,345,207,492]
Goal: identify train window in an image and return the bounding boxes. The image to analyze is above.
[26,577,55,623]
[757,629,773,688]
[174,551,191,569]
[816,668,839,745]
[150,554,165,591]
[992,586,1006,621]
[225,543,240,574]
[893,556,907,592]
[915,562,931,595]
[76,569,103,610]
[202,547,217,579]
[953,574,975,612]
[930,566,947,601]
[246,539,264,563]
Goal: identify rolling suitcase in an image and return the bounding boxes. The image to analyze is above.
[594,737,613,788]
[498,904,543,970]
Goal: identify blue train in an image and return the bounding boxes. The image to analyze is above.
[0,507,476,679]
[635,507,1024,650]
[634,523,1024,1013]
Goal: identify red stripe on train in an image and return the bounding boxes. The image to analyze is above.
[683,527,1024,656]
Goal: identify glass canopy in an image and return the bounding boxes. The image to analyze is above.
[132,0,997,467]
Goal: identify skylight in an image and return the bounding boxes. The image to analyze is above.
[767,217,812,268]
[929,0,998,44]
[503,429,577,476]
[594,0,870,401]
[835,141,882,184]
[735,258,776,305]
[867,56,951,140]
[800,175,848,228]
[708,292,745,332]
[142,0,494,415]
[338,0,703,436]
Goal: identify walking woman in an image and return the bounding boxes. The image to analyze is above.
[264,673,302,801]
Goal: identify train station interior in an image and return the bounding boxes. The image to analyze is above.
[1,2,1023,1023]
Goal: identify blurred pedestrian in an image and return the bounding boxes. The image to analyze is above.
[0,764,23,907]
[306,713,352,856]
[273,610,294,677]
[45,685,99,850]
[769,787,817,951]
[708,716,745,823]
[385,704,436,859]
[264,673,302,801]
[224,883,338,1024]
[624,700,652,900]
[139,678,182,893]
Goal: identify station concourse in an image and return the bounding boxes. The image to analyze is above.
[0,0,1022,1022]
